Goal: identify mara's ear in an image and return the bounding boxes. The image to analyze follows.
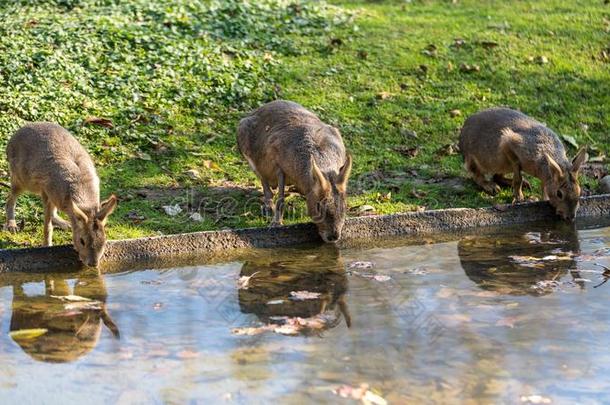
[71,201,89,224]
[545,153,564,183]
[96,195,118,225]
[337,154,353,193]
[571,147,587,174]
[311,158,330,196]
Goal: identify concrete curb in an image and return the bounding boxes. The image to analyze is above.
[1,194,608,274]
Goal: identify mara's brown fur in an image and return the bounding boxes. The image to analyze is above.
[237,100,352,242]
[459,108,586,221]
[5,122,117,266]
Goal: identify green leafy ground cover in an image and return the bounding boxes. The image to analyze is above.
[0,0,608,247]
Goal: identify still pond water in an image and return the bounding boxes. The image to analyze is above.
[1,222,609,404]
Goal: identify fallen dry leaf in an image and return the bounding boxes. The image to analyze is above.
[459,63,480,73]
[451,38,466,48]
[393,146,419,158]
[203,160,221,171]
[411,188,427,198]
[162,204,182,216]
[437,143,459,156]
[84,116,113,128]
[376,91,392,100]
[125,210,145,222]
[184,169,200,179]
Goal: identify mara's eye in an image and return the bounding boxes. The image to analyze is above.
[79,238,86,246]
[556,190,564,199]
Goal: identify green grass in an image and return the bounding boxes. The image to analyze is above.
[0,0,608,247]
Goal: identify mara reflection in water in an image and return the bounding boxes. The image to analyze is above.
[458,223,586,295]
[8,269,119,363]
[238,245,351,334]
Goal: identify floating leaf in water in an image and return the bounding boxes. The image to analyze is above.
[348,261,374,269]
[50,295,92,302]
[436,287,456,299]
[177,350,200,359]
[495,316,521,328]
[266,299,285,305]
[508,255,572,268]
[541,255,572,261]
[231,326,272,336]
[273,324,300,335]
[9,328,48,340]
[290,291,322,301]
[524,232,563,245]
[232,314,338,337]
[531,280,561,292]
[333,383,387,405]
[520,395,552,404]
[351,271,391,282]
[64,301,103,311]
[406,267,429,275]
[237,271,260,290]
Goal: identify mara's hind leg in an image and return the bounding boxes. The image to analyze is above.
[492,174,512,189]
[261,180,274,220]
[493,174,531,190]
[270,169,286,227]
[465,156,500,195]
[51,207,71,231]
[4,184,21,233]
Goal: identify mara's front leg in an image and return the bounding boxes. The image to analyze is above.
[270,169,286,227]
[4,184,21,233]
[512,165,525,203]
[42,194,54,247]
